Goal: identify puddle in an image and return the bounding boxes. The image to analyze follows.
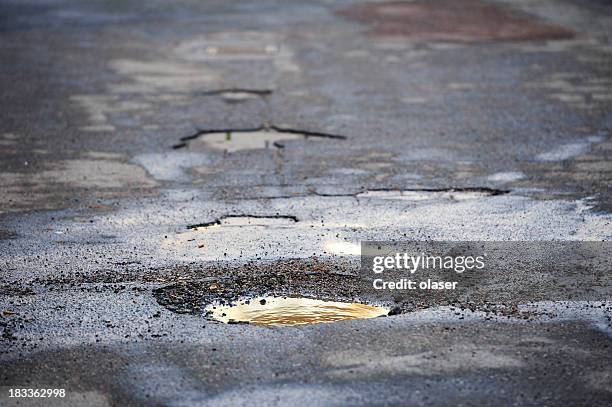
[207,297,388,326]
[191,130,302,152]
[356,189,501,201]
[175,126,345,152]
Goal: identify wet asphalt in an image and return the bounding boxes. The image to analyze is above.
[0,0,611,406]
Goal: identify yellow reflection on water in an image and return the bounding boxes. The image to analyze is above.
[207,297,388,327]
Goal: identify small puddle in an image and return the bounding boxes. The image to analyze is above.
[189,130,320,152]
[176,126,345,152]
[207,297,388,326]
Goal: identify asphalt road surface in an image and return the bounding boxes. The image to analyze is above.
[1,0,611,406]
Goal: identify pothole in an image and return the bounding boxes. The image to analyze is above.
[187,214,298,230]
[151,259,456,319]
[173,125,346,151]
[207,296,388,326]
[153,260,372,316]
[200,88,273,103]
[357,188,507,201]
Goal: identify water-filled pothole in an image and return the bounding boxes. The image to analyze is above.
[207,296,388,326]
[174,126,346,151]
[197,130,296,152]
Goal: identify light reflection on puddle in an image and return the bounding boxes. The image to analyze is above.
[207,297,388,326]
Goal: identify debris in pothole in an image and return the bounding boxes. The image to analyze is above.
[206,296,388,326]
[173,125,345,151]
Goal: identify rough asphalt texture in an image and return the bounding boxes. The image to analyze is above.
[1,0,611,405]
